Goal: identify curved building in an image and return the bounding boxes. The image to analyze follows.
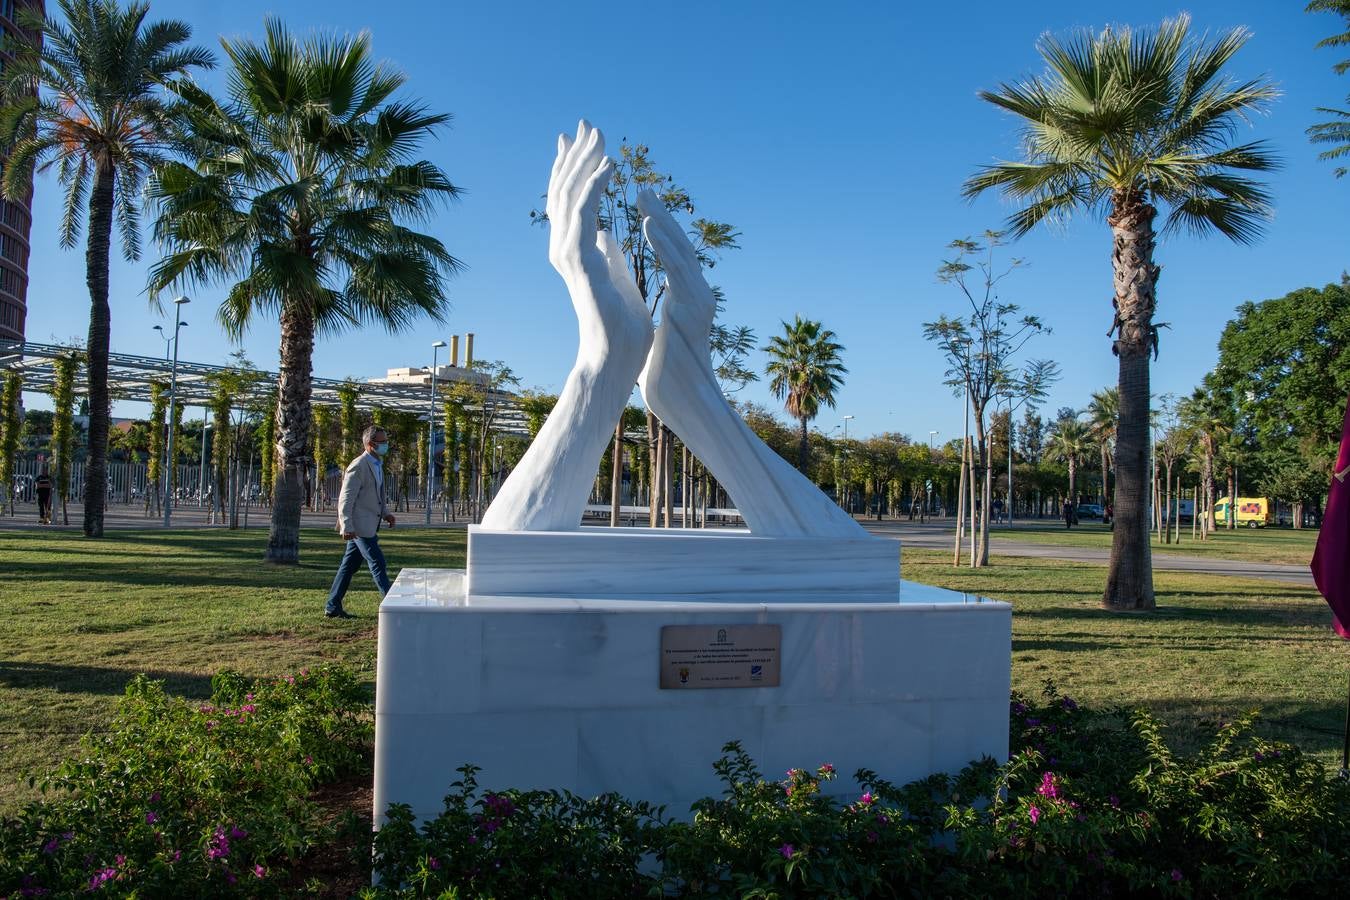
[0,0,40,343]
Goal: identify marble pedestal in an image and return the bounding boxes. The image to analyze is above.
[374,567,1011,824]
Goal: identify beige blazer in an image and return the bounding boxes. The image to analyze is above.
[336,454,388,538]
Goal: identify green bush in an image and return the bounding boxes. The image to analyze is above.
[365,684,1350,899]
[0,665,371,897]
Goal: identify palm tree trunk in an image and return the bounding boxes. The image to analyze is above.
[796,418,809,472]
[266,306,315,563]
[81,162,116,538]
[1103,193,1157,611]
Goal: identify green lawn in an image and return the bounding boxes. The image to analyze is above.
[1,528,1345,815]
[989,520,1321,566]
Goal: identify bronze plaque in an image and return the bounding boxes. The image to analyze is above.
[659,624,781,689]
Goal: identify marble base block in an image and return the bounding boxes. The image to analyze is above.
[467,526,901,602]
[374,569,1011,824]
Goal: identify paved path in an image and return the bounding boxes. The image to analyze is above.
[860,519,1315,588]
[0,503,1314,588]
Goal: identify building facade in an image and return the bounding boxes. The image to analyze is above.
[0,0,40,343]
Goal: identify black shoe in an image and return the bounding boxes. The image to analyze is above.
[324,609,355,619]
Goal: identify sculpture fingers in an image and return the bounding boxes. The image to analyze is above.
[557,123,604,237]
[546,131,574,216]
[637,191,710,307]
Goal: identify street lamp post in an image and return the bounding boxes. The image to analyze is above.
[163,297,190,527]
[426,340,446,526]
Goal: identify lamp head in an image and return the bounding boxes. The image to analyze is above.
[153,325,163,332]
[432,340,447,349]
[173,296,190,306]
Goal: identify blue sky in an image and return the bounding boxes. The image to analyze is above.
[17,0,1349,446]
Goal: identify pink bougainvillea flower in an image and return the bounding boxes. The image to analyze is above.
[253,864,266,879]
[860,791,875,806]
[1172,869,1183,882]
[145,811,158,824]
[428,856,441,870]
[778,843,794,859]
[1028,805,1041,825]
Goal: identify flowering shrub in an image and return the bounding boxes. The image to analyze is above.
[363,684,1350,899]
[367,763,665,899]
[0,665,371,897]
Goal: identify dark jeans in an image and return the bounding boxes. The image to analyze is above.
[326,534,391,613]
[37,491,51,520]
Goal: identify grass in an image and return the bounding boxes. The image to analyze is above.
[988,520,1320,566]
[1,528,1345,815]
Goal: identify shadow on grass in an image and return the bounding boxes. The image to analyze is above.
[0,661,225,699]
[1137,696,1346,756]
[1013,603,1331,629]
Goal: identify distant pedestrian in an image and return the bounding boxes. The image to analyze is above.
[325,426,396,619]
[1063,499,1074,529]
[993,497,1004,524]
[34,468,53,525]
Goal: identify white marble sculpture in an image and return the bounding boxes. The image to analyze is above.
[482,120,864,538]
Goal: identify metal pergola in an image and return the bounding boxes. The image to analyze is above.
[0,339,529,435]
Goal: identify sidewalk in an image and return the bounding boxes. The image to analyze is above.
[862,518,1314,588]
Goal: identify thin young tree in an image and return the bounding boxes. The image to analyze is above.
[764,316,847,473]
[149,21,461,562]
[965,15,1277,610]
[924,232,1048,565]
[0,0,214,537]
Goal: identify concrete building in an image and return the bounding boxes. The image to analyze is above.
[0,0,41,343]
[367,333,490,390]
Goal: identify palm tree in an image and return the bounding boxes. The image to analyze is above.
[1307,1,1350,176]
[0,0,214,537]
[764,316,847,472]
[149,21,461,563]
[1087,387,1118,505]
[1048,418,1091,508]
[964,16,1277,611]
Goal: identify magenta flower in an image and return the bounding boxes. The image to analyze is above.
[42,837,59,854]
[1171,869,1183,882]
[1028,805,1041,825]
[252,864,266,879]
[860,791,875,806]
[778,843,794,859]
[819,763,835,774]
[88,867,118,890]
[1036,772,1060,800]
[428,856,441,870]
[225,871,237,886]
[241,704,257,715]
[230,825,248,840]
[148,792,161,805]
[145,811,158,824]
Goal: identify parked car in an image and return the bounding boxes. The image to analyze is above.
[1076,503,1105,520]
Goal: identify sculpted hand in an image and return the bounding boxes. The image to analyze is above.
[479,121,652,532]
[636,189,863,538]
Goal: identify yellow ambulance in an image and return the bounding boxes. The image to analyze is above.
[1213,497,1273,528]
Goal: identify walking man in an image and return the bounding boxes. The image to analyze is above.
[34,467,53,525]
[325,426,396,618]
